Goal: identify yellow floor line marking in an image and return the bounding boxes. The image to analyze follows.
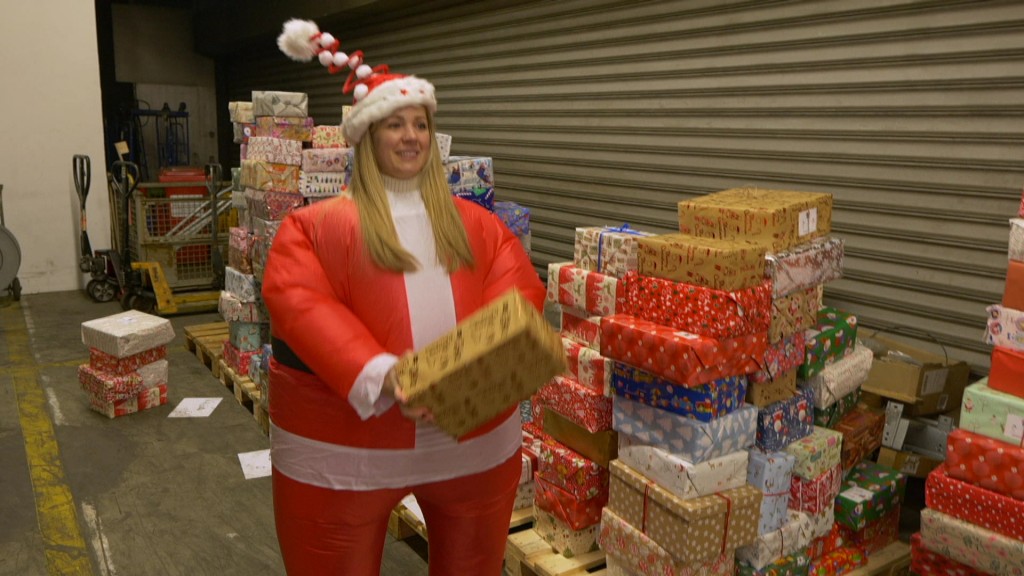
[4,304,94,575]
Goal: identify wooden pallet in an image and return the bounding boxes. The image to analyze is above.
[183,322,228,378]
[848,540,911,576]
[504,528,606,576]
[217,358,270,437]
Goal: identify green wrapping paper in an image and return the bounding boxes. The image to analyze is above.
[834,461,906,531]
[798,307,857,380]
[812,388,860,428]
[737,550,811,576]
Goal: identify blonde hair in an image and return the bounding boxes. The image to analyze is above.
[349,112,475,273]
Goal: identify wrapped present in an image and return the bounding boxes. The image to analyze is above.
[984,304,1024,352]
[755,385,814,453]
[239,159,300,192]
[600,314,768,388]
[635,233,767,291]
[244,188,304,222]
[534,473,606,530]
[547,262,625,317]
[542,407,617,468]
[746,369,798,408]
[806,519,843,560]
[926,463,1024,542]
[737,550,811,576]
[765,236,844,298]
[222,340,258,376]
[246,136,302,166]
[228,101,254,124]
[836,507,899,554]
[301,147,353,173]
[136,359,168,387]
[749,331,807,385]
[89,383,167,418]
[218,290,268,323]
[959,378,1024,448]
[813,388,860,428]
[807,506,835,540]
[798,308,858,380]
[677,188,833,252]
[78,363,143,402]
[614,398,757,464]
[563,338,612,395]
[513,481,535,510]
[747,450,796,534]
[394,289,566,438]
[608,460,762,563]
[611,362,747,422]
[81,310,175,359]
[225,266,258,303]
[622,272,772,339]
[88,345,166,376]
[615,443,749,501]
[533,504,600,558]
[598,508,737,576]
[920,508,1024,576]
[300,171,351,198]
[806,345,872,410]
[519,399,533,424]
[1004,259,1024,310]
[1010,218,1024,261]
[561,306,602,350]
[535,375,613,433]
[251,90,308,117]
[537,437,609,501]
[736,510,814,570]
[790,464,842,515]
[834,406,884,472]
[574,225,654,279]
[769,287,819,343]
[435,132,451,162]
[228,321,269,353]
[807,546,867,576]
[228,226,254,274]
[232,122,252,144]
[784,426,843,480]
[910,532,993,576]
[989,345,1024,397]
[834,460,906,531]
[494,201,530,238]
[445,156,494,210]
[945,427,1024,501]
[311,125,346,149]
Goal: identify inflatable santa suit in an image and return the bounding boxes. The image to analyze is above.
[261,19,544,576]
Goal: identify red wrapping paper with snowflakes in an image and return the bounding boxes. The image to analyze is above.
[562,338,612,395]
[600,313,768,388]
[789,464,842,515]
[534,375,613,433]
[945,428,1024,501]
[807,546,867,575]
[561,307,602,350]
[835,507,899,554]
[926,463,1024,541]
[910,532,992,576]
[534,472,607,530]
[78,364,144,402]
[622,271,772,339]
[88,345,167,375]
[546,262,625,317]
[537,436,609,501]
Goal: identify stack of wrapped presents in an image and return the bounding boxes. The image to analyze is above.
[908,203,1024,575]
[79,310,175,418]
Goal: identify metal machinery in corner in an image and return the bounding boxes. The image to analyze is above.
[0,184,22,301]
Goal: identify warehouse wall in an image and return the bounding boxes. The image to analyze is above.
[0,2,109,294]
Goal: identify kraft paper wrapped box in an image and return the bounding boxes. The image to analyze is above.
[228,101,254,124]
[88,345,166,376]
[246,136,302,166]
[534,375,613,433]
[311,125,346,149]
[635,233,767,291]
[251,90,308,117]
[445,156,494,210]
[798,307,858,380]
[812,388,860,428]
[764,236,844,298]
[536,433,609,501]
[737,509,814,570]
[919,508,1024,576]
[562,338,612,395]
[984,304,1024,351]
[747,450,796,534]
[755,385,814,453]
[542,407,618,468]
[610,362,747,422]
[835,460,906,531]
[615,441,749,500]
[945,427,1024,501]
[547,262,625,317]
[926,463,1024,542]
[790,464,842,516]
[622,272,773,339]
[806,344,873,410]
[749,331,806,385]
[394,289,566,438]
[834,406,884,472]
[910,533,992,576]
[609,460,762,564]
[81,310,175,359]
[533,504,600,558]
[301,148,353,172]
[677,187,833,252]
[959,378,1024,449]
[768,287,819,343]
[574,225,654,279]
[561,306,602,350]
[784,426,843,480]
[239,160,301,193]
[90,383,168,419]
[534,473,606,530]
[613,397,757,464]
[598,508,737,576]
[737,551,810,576]
[600,314,768,388]
[218,290,268,323]
[746,369,798,408]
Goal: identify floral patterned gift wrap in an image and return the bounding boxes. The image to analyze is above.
[807,546,867,575]
[737,550,810,576]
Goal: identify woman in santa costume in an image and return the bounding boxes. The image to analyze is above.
[262,19,544,576]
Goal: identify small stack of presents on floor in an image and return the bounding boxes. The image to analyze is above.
[907,192,1024,575]
[524,187,924,575]
[222,90,532,410]
[78,310,175,418]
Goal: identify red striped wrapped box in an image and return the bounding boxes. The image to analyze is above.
[562,338,612,396]
[561,306,602,350]
[546,262,625,317]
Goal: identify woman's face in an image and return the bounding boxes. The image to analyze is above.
[371,105,431,180]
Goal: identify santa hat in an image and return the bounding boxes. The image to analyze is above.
[277,18,436,145]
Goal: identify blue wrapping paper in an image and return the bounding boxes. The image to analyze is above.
[610,362,747,422]
[493,201,530,237]
[748,450,797,534]
[755,386,814,453]
[445,156,494,210]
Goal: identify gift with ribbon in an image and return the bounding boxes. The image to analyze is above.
[573,224,654,279]
[597,507,737,576]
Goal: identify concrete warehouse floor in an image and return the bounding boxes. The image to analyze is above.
[0,291,429,576]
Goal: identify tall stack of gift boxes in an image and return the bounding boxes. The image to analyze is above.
[534,187,909,575]
[907,198,1024,574]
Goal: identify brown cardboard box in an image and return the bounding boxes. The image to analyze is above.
[860,335,971,417]
[635,233,767,291]
[395,289,566,437]
[677,188,833,252]
[876,446,943,479]
[543,407,618,468]
[746,369,798,407]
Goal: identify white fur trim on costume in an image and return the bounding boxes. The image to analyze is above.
[318,51,333,66]
[341,76,437,145]
[277,19,320,62]
[332,51,348,67]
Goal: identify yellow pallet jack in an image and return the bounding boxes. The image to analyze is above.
[129,261,219,315]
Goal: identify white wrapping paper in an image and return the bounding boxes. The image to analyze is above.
[614,445,748,500]
[806,344,873,409]
[736,510,814,569]
[81,311,175,359]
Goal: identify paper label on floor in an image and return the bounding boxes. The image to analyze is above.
[168,397,223,418]
[401,494,425,524]
[238,449,271,480]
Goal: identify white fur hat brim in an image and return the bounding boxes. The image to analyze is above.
[342,76,437,145]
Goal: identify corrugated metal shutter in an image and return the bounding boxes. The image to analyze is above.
[221,0,1024,371]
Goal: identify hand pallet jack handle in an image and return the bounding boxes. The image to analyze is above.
[73,154,92,266]
[205,163,225,290]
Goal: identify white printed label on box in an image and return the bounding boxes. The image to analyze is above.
[799,208,818,236]
[901,455,920,475]
[937,394,949,411]
[1005,413,1024,442]
[920,368,949,396]
[840,486,875,504]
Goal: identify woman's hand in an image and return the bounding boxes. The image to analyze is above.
[383,367,434,424]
